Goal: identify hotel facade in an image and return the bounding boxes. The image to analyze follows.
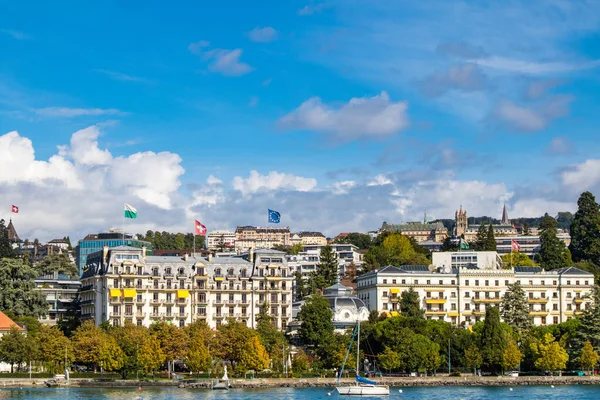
[80,246,293,330]
[356,265,594,327]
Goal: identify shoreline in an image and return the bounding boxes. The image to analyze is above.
[0,375,600,389]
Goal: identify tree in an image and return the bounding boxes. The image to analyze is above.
[573,286,600,352]
[0,220,14,259]
[479,307,508,374]
[0,258,48,316]
[363,233,430,272]
[465,344,483,373]
[110,322,148,378]
[500,282,532,336]
[38,325,73,374]
[580,341,598,374]
[317,245,339,288]
[570,192,600,265]
[291,348,310,374]
[34,253,78,277]
[474,224,488,251]
[537,213,568,270]
[530,333,569,372]
[400,287,424,319]
[186,336,211,375]
[334,233,372,250]
[485,225,497,251]
[138,334,165,377]
[379,346,401,373]
[294,271,308,300]
[502,339,523,372]
[0,327,38,372]
[501,252,536,268]
[213,320,256,371]
[72,321,125,372]
[149,321,188,374]
[241,335,270,371]
[441,237,459,252]
[298,294,334,347]
[522,223,531,236]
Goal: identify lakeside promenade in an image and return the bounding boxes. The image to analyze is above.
[1,375,600,389]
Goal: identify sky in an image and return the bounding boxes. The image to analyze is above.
[2,0,600,242]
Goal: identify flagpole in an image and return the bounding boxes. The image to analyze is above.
[122,203,125,246]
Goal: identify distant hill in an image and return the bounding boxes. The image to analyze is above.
[431,211,574,233]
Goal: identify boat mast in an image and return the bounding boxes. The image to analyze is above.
[356,320,360,384]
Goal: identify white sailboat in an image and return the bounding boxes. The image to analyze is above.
[336,320,390,396]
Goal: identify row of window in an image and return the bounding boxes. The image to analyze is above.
[378,278,590,286]
[382,302,587,312]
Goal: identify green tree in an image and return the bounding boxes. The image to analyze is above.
[536,213,568,270]
[485,225,497,251]
[474,224,488,251]
[186,335,212,374]
[0,220,14,259]
[241,335,270,371]
[479,307,508,374]
[149,321,188,374]
[363,233,430,272]
[0,258,48,316]
[522,223,531,236]
[291,348,310,374]
[502,339,523,371]
[570,191,600,265]
[72,321,126,372]
[441,237,459,252]
[111,322,148,378]
[34,253,78,277]
[37,324,73,374]
[138,334,165,377]
[0,327,38,372]
[580,341,598,374]
[213,320,255,370]
[500,282,532,336]
[317,245,339,288]
[464,344,483,373]
[335,233,372,250]
[530,333,569,372]
[573,286,600,352]
[294,271,308,300]
[256,305,287,369]
[379,346,401,373]
[298,294,334,347]
[501,252,536,268]
[400,287,424,319]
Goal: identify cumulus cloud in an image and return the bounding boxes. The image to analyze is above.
[560,159,600,194]
[279,91,409,141]
[188,41,253,76]
[493,95,572,132]
[232,170,317,197]
[420,64,487,97]
[247,26,278,43]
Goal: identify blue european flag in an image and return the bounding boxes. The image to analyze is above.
[268,209,281,224]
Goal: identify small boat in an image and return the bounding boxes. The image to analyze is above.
[211,365,230,390]
[336,320,389,396]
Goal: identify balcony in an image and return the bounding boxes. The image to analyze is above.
[214,298,224,305]
[574,298,585,304]
[473,297,502,303]
[109,312,121,318]
[389,296,400,303]
[528,297,549,303]
[266,274,283,280]
[136,312,145,318]
[425,310,446,316]
[163,298,175,305]
[164,313,175,319]
[150,313,161,318]
[177,313,188,318]
[425,297,447,304]
[150,299,161,305]
[529,311,549,316]
[473,311,486,316]
[226,274,237,280]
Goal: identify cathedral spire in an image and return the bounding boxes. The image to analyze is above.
[501,203,510,225]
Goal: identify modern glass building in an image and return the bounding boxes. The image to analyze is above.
[75,229,153,276]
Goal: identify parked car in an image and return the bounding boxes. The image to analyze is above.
[505,371,519,377]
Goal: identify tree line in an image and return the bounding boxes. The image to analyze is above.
[138,231,206,251]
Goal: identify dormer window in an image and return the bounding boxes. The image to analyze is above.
[228,268,234,276]
[153,267,159,276]
[241,269,247,278]
[215,268,222,276]
[178,267,185,275]
[165,268,172,275]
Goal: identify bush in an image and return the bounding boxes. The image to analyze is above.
[449,371,462,377]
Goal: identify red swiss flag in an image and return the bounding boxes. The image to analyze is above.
[194,220,207,235]
[11,205,18,214]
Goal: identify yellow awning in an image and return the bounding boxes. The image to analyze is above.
[390,311,400,317]
[122,261,134,266]
[389,288,400,294]
[123,289,136,298]
[177,290,189,298]
[214,277,224,281]
[109,289,121,297]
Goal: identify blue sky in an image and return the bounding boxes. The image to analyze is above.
[2,0,600,241]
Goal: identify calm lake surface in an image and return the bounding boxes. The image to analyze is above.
[0,386,598,399]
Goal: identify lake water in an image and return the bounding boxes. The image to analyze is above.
[0,386,598,399]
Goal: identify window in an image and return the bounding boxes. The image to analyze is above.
[541,317,546,325]
[451,280,455,285]
[451,303,456,310]
[567,280,571,285]
[475,280,479,286]
[586,281,589,285]
[529,280,533,286]
[576,281,580,285]
[137,320,143,326]
[154,280,159,288]
[402,279,406,284]
[553,316,559,324]
[465,292,470,298]
[383,303,388,310]
[383,291,388,298]
[137,294,142,303]
[485,280,489,286]
[541,280,545,286]
[553,292,558,298]
[179,320,185,328]
[439,280,443,285]
[553,304,558,311]
[451,292,456,298]
[505,280,509,286]
[567,292,572,298]
[427,280,431,285]
[229,293,234,302]
[567,304,572,311]
[465,304,470,310]
[113,319,119,327]
[465,280,469,286]
[392,279,396,284]
[495,280,499,286]
[180,306,185,316]
[113,279,119,288]
[229,307,235,316]
[383,279,387,284]
[414,280,418,285]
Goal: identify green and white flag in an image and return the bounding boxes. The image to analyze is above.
[124,203,137,219]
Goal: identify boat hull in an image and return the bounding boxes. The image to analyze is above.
[336,385,390,396]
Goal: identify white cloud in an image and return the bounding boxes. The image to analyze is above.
[297,3,330,15]
[232,170,317,197]
[247,26,278,43]
[560,159,600,194]
[420,64,487,97]
[188,41,253,76]
[34,107,125,118]
[331,180,356,194]
[94,69,151,83]
[279,91,409,140]
[493,96,572,132]
[546,136,574,155]
[470,56,600,75]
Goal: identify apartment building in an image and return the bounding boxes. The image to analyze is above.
[380,221,448,243]
[431,251,503,270]
[356,265,594,327]
[79,246,293,330]
[234,226,291,251]
[35,272,81,326]
[207,230,236,251]
[290,232,328,246]
[495,233,571,259]
[302,244,363,265]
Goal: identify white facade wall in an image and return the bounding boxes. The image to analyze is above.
[431,251,502,270]
[207,230,236,250]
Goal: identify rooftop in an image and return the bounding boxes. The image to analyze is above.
[0,311,23,332]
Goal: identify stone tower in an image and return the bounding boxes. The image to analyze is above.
[455,206,468,237]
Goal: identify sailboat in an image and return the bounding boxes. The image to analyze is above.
[336,320,390,396]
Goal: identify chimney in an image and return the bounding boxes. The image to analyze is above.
[142,244,147,260]
[184,253,189,262]
[103,244,109,264]
[208,253,213,262]
[249,248,254,263]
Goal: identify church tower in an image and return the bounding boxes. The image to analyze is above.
[455,205,468,237]
[501,203,510,225]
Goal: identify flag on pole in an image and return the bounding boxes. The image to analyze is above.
[194,220,207,235]
[268,209,281,224]
[11,205,18,214]
[124,203,137,219]
[511,239,520,251]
